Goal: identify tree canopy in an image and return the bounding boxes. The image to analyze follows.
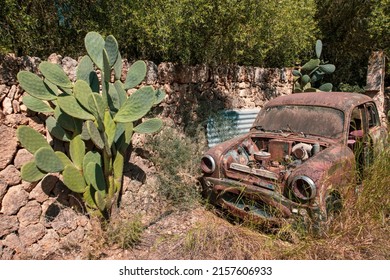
[0,0,318,66]
[0,0,388,87]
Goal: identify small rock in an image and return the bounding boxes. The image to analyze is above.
[2,97,13,115]
[0,165,21,186]
[3,233,24,254]
[0,179,7,205]
[21,181,37,192]
[0,214,19,238]
[20,104,28,112]
[14,149,34,169]
[0,125,17,170]
[0,85,8,95]
[28,116,46,134]
[29,175,58,203]
[19,223,46,246]
[53,180,71,206]
[4,114,29,127]
[62,227,85,245]
[0,185,29,215]
[7,85,17,100]
[0,246,14,260]
[62,57,78,81]
[50,208,78,236]
[12,100,20,113]
[38,229,60,253]
[47,53,62,64]
[17,201,42,226]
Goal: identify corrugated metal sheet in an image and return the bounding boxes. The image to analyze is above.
[207,108,260,147]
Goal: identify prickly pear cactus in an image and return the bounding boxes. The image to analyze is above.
[293,39,336,93]
[16,31,165,219]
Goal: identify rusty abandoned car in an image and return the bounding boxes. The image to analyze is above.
[199,91,387,230]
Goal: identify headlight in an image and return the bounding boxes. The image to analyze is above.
[291,175,316,201]
[201,155,216,174]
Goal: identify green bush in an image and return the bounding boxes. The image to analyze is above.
[145,123,206,207]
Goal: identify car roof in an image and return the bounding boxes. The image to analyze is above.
[264,92,373,112]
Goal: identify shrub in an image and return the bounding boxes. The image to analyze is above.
[145,123,206,208]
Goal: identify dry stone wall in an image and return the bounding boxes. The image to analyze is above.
[0,53,293,259]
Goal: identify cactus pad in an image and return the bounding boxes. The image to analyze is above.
[16,126,51,154]
[85,162,106,193]
[54,106,81,133]
[86,120,105,149]
[21,160,47,182]
[76,55,94,84]
[88,93,105,123]
[85,31,105,69]
[154,88,166,105]
[62,165,87,193]
[35,147,64,173]
[39,61,72,88]
[114,86,155,123]
[83,185,97,209]
[69,135,85,170]
[22,95,54,113]
[113,51,123,80]
[124,60,147,90]
[105,35,119,67]
[17,71,57,100]
[114,80,126,107]
[57,95,95,120]
[108,83,121,112]
[83,151,102,178]
[94,191,106,211]
[319,83,333,92]
[103,49,111,83]
[318,64,336,74]
[104,110,116,147]
[55,151,73,167]
[133,118,163,134]
[46,116,71,142]
[74,80,93,111]
[301,59,320,72]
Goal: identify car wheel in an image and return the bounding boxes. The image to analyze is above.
[310,190,343,236]
[326,191,343,218]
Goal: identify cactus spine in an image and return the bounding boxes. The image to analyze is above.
[16,31,165,219]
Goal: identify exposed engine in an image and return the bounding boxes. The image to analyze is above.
[221,137,324,193]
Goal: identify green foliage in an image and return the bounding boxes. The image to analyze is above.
[292,40,336,93]
[1,0,317,67]
[315,0,390,88]
[118,0,318,66]
[16,31,164,220]
[145,124,205,207]
[338,83,365,93]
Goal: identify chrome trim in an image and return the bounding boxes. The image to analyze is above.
[201,154,216,174]
[291,175,316,201]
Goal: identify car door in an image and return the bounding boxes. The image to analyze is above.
[364,102,387,155]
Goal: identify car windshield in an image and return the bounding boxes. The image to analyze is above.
[253,105,345,139]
